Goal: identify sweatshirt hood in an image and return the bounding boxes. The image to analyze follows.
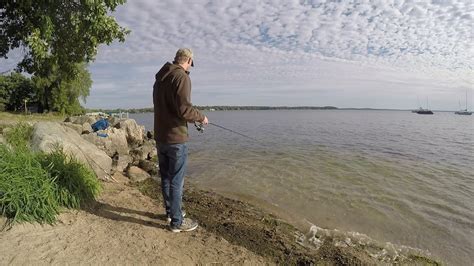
[155,62,187,82]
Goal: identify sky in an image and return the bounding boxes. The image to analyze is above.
[1,0,473,110]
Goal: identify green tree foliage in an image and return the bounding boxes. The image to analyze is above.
[34,63,92,115]
[0,72,36,112]
[0,0,129,113]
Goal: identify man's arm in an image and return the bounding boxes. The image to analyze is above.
[175,74,205,123]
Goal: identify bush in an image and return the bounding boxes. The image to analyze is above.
[38,149,101,209]
[1,122,101,225]
[0,145,59,224]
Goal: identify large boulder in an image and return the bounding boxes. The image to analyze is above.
[82,128,129,157]
[126,166,151,182]
[115,119,145,146]
[31,122,113,181]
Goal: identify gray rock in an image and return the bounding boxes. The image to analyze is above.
[130,142,156,165]
[81,122,93,134]
[67,115,97,125]
[115,119,145,146]
[146,131,154,140]
[62,122,83,135]
[112,154,132,173]
[82,128,129,157]
[139,159,158,175]
[31,122,112,181]
[106,116,123,128]
[126,166,151,182]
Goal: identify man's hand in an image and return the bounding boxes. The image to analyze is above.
[201,116,209,125]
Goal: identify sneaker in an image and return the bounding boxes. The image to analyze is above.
[166,210,186,223]
[170,218,198,233]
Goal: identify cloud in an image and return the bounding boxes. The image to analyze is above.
[1,0,473,110]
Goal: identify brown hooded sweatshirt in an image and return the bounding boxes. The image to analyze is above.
[153,62,205,144]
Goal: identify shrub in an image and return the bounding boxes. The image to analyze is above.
[1,122,101,225]
[38,149,101,209]
[0,145,59,224]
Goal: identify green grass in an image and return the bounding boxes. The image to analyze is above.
[0,111,65,122]
[38,149,101,209]
[0,145,59,224]
[3,122,33,151]
[0,122,101,225]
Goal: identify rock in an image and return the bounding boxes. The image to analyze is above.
[62,122,83,135]
[130,143,156,165]
[31,122,113,181]
[146,131,154,140]
[82,128,129,157]
[139,159,158,175]
[126,166,151,182]
[106,116,122,128]
[112,154,132,173]
[115,119,145,146]
[81,122,93,134]
[66,115,97,125]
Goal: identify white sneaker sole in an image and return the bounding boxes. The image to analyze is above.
[170,224,198,233]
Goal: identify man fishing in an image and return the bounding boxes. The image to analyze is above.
[153,48,208,232]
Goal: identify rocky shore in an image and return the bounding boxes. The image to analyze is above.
[0,114,440,264]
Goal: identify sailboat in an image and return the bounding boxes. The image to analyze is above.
[455,90,472,115]
[413,97,434,115]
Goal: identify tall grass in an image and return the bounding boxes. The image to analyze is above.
[0,145,59,224]
[38,149,101,209]
[3,122,33,151]
[0,122,101,225]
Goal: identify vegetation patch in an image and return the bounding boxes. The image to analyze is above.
[3,122,33,150]
[0,123,101,226]
[38,149,101,209]
[0,145,60,224]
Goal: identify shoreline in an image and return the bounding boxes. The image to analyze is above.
[136,178,440,265]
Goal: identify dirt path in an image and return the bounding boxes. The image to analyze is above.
[0,177,269,265]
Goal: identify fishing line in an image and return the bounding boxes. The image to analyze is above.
[194,122,265,146]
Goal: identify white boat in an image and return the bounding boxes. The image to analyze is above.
[455,90,472,115]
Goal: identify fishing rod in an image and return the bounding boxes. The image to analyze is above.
[194,122,262,143]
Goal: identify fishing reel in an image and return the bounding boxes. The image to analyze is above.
[194,122,205,133]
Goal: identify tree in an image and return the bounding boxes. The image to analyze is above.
[33,63,92,115]
[0,73,36,112]
[0,1,129,113]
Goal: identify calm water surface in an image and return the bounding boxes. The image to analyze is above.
[131,110,473,265]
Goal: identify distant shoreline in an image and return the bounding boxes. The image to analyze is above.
[86,106,461,113]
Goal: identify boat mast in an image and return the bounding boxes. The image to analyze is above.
[466,89,468,111]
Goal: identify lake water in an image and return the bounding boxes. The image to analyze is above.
[131,110,473,265]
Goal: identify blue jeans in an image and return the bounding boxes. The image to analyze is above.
[158,143,187,227]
